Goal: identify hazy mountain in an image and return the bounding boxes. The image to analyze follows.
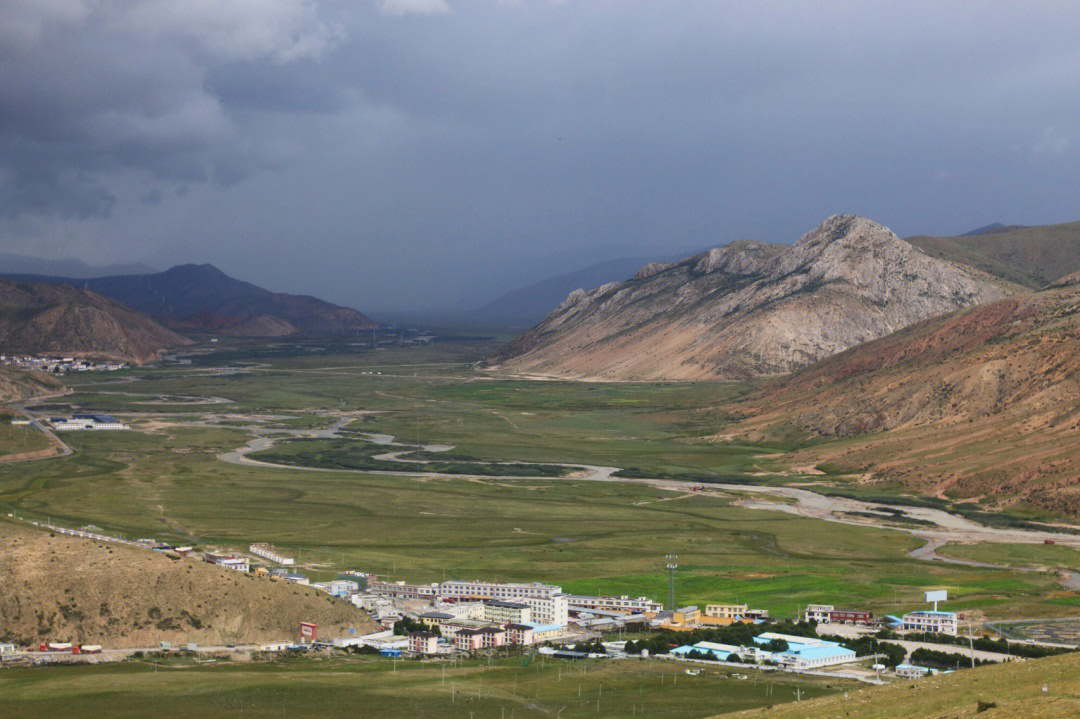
[907,219,1080,288]
[489,215,1017,381]
[0,278,191,364]
[164,311,298,337]
[470,256,665,327]
[4,264,377,334]
[734,272,1080,514]
[0,252,155,279]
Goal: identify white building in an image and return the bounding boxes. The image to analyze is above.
[249,543,295,565]
[901,610,958,636]
[313,580,359,597]
[567,594,663,614]
[804,604,834,623]
[439,580,568,626]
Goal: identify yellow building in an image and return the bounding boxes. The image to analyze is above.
[705,604,748,619]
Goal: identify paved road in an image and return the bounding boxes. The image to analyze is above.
[878,639,1015,664]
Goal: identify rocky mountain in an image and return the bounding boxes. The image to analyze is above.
[0,279,191,364]
[165,311,298,337]
[4,264,377,335]
[907,219,1080,288]
[490,215,1017,381]
[731,275,1080,514]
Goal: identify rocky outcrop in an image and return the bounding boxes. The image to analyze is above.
[490,215,1018,381]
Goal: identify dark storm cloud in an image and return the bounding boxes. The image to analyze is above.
[1,1,1079,313]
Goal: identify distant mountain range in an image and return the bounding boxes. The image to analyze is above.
[3,264,377,336]
[470,253,699,327]
[0,278,191,363]
[0,252,156,279]
[489,215,1017,381]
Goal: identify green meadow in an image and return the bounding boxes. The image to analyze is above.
[0,339,1076,620]
[0,654,842,719]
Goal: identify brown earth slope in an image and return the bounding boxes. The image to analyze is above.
[491,215,1017,381]
[0,520,376,648]
[0,366,61,403]
[729,276,1080,514]
[0,279,191,364]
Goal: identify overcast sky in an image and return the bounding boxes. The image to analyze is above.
[2,1,1079,314]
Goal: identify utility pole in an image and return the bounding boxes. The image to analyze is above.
[967,621,976,669]
[665,554,678,610]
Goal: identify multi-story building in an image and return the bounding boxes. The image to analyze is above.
[804,604,834,623]
[439,581,568,626]
[369,580,439,600]
[249,544,295,565]
[478,627,506,649]
[566,595,663,614]
[312,579,359,597]
[419,612,455,630]
[504,624,535,646]
[409,632,439,655]
[902,610,958,636]
[805,604,874,625]
[828,609,874,625]
[705,604,749,620]
[483,600,532,625]
[453,629,484,652]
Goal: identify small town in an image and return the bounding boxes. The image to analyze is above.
[0,354,130,374]
[2,518,1048,688]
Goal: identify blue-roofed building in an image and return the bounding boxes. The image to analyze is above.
[895,663,939,679]
[673,632,858,669]
[525,623,564,640]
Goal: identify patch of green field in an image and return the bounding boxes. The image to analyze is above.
[0,654,842,719]
[939,542,1080,571]
[252,438,583,477]
[0,415,51,457]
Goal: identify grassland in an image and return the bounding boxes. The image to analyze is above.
[0,654,842,719]
[0,413,51,457]
[726,647,1080,719]
[939,542,1080,571]
[0,339,1077,620]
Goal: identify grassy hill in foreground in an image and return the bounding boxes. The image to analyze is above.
[729,275,1080,514]
[726,650,1080,719]
[0,520,376,648]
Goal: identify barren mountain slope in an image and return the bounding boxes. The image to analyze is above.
[0,520,376,648]
[491,215,1017,381]
[730,277,1080,513]
[0,279,191,364]
[0,367,61,403]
